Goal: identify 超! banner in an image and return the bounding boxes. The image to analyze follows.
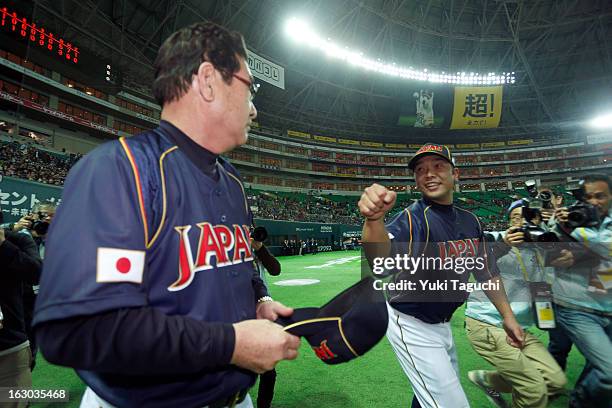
[450,86,503,129]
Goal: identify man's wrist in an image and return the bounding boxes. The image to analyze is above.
[257,296,273,304]
[501,311,517,322]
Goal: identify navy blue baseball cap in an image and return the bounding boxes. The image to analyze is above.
[507,199,525,216]
[408,142,455,170]
[276,277,388,365]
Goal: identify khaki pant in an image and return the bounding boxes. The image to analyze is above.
[465,317,566,408]
[0,346,32,408]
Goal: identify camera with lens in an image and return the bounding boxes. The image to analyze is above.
[525,180,554,210]
[564,180,600,229]
[250,226,268,243]
[30,212,50,235]
[517,199,559,243]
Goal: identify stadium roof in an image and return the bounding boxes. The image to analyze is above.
[23,0,612,143]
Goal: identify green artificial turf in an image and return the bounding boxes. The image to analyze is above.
[32,250,585,407]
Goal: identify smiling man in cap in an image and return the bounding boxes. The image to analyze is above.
[358,142,524,408]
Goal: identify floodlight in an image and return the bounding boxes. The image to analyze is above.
[589,113,612,128]
[284,17,515,85]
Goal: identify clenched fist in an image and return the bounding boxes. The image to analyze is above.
[358,183,397,222]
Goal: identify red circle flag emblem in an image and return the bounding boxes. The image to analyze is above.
[116,257,132,274]
[97,248,145,283]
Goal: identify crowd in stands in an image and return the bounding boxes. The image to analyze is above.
[248,191,515,231]
[0,140,81,186]
[0,136,573,231]
[250,192,362,225]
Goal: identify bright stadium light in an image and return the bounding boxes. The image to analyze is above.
[284,18,516,85]
[589,113,612,128]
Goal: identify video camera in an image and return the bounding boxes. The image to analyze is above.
[564,180,600,229]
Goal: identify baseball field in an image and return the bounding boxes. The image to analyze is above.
[32,250,585,407]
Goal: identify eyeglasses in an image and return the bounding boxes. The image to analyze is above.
[232,73,260,100]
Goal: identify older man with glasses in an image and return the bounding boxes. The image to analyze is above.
[34,22,299,408]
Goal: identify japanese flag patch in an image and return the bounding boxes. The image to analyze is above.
[96,247,145,283]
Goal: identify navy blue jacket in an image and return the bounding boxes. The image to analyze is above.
[386,198,499,323]
[34,121,267,407]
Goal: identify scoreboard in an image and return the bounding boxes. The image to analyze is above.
[1,6,79,64]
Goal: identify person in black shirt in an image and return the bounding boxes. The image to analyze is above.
[0,211,42,407]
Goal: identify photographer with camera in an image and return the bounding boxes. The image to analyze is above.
[521,185,577,370]
[8,201,56,244]
[250,225,282,408]
[523,181,560,231]
[5,201,56,370]
[466,200,566,408]
[0,209,42,407]
[548,174,612,408]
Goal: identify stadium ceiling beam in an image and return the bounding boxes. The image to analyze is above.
[182,0,207,21]
[277,80,317,119]
[247,1,277,50]
[508,104,530,135]
[323,89,347,123]
[521,0,580,61]
[120,0,127,53]
[59,0,160,64]
[481,1,506,40]
[130,0,166,35]
[202,0,237,25]
[33,1,154,70]
[549,19,598,81]
[519,11,612,31]
[446,0,454,67]
[503,1,557,125]
[366,0,407,56]
[596,16,612,73]
[351,0,512,42]
[122,0,142,32]
[141,1,181,52]
[85,0,158,63]
[222,0,253,27]
[511,74,612,90]
[81,0,102,28]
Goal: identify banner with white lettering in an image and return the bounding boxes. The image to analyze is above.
[587,134,612,145]
[246,49,285,90]
[0,176,62,222]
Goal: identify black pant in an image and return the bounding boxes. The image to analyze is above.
[257,369,277,408]
[22,287,37,370]
[548,325,573,371]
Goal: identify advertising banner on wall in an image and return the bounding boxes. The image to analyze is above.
[0,176,62,222]
[397,84,453,128]
[450,86,503,129]
[246,49,285,90]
